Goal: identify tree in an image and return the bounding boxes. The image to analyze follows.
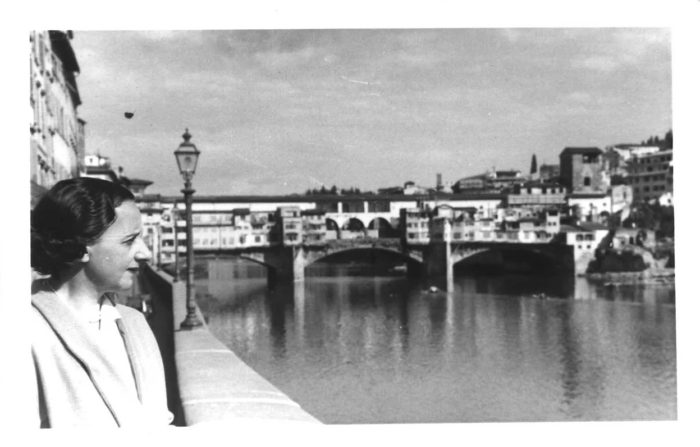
[664,129,673,149]
[530,154,538,175]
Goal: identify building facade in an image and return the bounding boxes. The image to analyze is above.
[567,193,612,224]
[452,169,525,193]
[626,150,673,204]
[604,144,661,177]
[559,147,607,194]
[30,30,85,204]
[539,163,560,183]
[506,182,567,208]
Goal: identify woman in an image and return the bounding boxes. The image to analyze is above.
[31,177,173,428]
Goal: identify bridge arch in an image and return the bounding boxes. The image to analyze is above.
[236,253,275,270]
[326,218,340,238]
[342,217,366,231]
[368,217,396,237]
[452,245,565,273]
[305,246,423,268]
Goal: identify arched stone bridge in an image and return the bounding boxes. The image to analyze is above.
[196,238,575,289]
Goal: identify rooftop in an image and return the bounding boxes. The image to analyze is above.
[560,147,603,156]
[559,222,609,232]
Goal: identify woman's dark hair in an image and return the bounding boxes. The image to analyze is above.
[31,177,135,277]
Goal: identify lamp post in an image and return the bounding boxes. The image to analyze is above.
[174,129,203,329]
[172,206,180,282]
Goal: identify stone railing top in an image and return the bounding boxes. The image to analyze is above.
[147,266,321,426]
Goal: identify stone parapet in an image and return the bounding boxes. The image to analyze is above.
[143,265,321,426]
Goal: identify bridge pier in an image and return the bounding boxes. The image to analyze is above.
[406,261,424,279]
[265,246,306,288]
[423,241,454,293]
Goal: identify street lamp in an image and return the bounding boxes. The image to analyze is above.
[174,128,203,329]
[171,206,181,283]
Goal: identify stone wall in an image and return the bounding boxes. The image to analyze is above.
[141,264,321,426]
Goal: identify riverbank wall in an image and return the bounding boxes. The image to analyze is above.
[141,264,321,426]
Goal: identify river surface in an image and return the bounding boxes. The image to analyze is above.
[195,257,676,424]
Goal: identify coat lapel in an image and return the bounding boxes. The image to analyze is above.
[115,316,144,402]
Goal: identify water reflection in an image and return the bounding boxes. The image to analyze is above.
[196,257,676,423]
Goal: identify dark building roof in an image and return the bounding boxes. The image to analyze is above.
[119,176,153,187]
[560,147,603,156]
[301,209,327,216]
[83,168,119,182]
[520,180,566,188]
[494,170,521,178]
[376,186,404,194]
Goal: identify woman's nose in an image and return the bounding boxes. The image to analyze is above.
[134,237,152,262]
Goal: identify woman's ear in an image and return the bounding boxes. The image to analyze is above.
[80,248,90,263]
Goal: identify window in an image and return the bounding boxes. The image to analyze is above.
[583,177,591,186]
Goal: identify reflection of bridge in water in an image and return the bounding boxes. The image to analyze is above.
[195,238,574,292]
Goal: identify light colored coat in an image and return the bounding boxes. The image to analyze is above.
[31,290,173,428]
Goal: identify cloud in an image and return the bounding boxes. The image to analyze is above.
[614,28,669,56]
[573,55,620,73]
[571,28,669,73]
[563,91,592,103]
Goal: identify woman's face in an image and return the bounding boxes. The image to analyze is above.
[84,201,151,292]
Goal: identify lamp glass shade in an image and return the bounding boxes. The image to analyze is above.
[174,143,200,176]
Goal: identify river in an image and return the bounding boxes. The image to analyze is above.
[195,257,676,424]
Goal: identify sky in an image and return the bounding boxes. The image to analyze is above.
[70,28,671,196]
